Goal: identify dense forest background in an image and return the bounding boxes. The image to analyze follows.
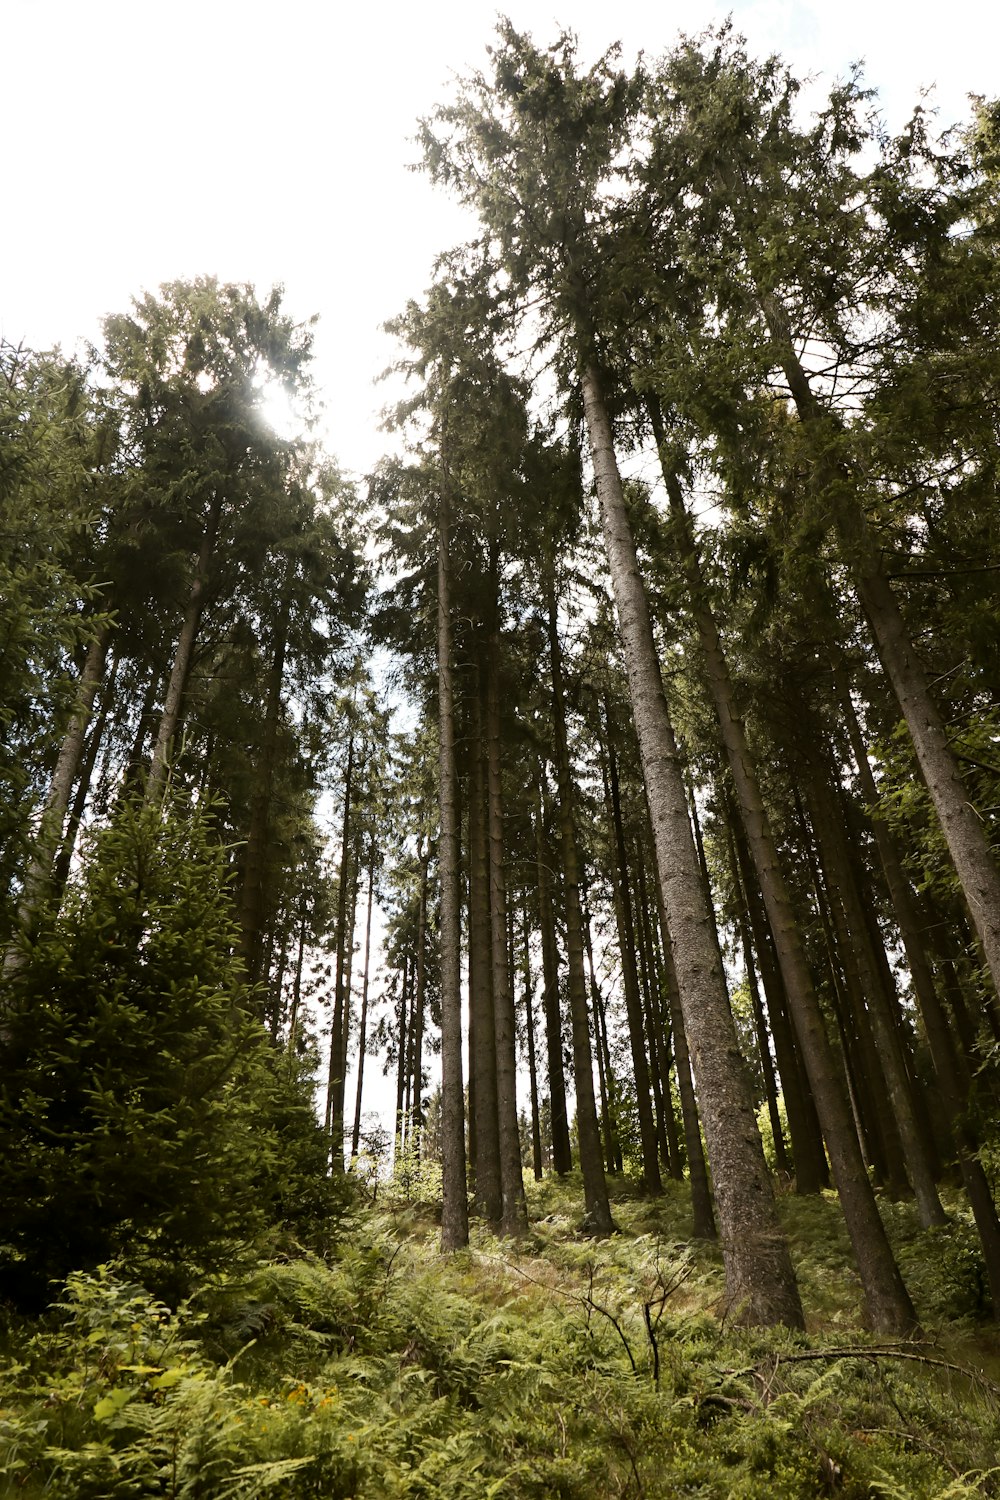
[4,22,1000,1497]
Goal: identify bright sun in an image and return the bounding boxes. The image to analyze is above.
[256,376,305,442]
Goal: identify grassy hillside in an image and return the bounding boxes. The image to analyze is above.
[3,1174,1000,1498]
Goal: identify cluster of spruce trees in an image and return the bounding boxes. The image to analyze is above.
[3,23,1000,1342]
[375,25,1000,1335]
[0,279,371,1301]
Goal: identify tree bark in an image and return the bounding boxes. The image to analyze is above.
[728,813,829,1192]
[469,679,502,1223]
[805,761,946,1228]
[486,640,529,1235]
[240,559,293,984]
[546,572,614,1234]
[522,900,544,1181]
[651,867,717,1240]
[437,487,469,1251]
[760,301,1000,1000]
[602,702,662,1193]
[146,499,220,803]
[325,726,355,1164]
[643,413,913,1328]
[584,362,801,1325]
[5,623,110,974]
[534,766,573,1173]
[351,855,377,1160]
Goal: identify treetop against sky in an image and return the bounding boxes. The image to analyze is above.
[5,0,997,478]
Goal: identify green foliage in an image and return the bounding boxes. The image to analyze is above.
[4,1183,1000,1498]
[0,793,345,1308]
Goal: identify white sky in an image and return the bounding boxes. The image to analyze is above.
[4,0,997,482]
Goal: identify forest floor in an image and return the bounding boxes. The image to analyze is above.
[4,1172,1000,1498]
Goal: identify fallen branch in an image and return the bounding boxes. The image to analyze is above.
[724,1345,1000,1403]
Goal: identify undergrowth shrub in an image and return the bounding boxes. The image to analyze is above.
[4,1186,1000,1497]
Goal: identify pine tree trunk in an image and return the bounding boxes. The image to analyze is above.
[638,863,684,1181]
[602,703,662,1193]
[325,727,355,1163]
[729,813,829,1192]
[285,890,308,1070]
[522,901,544,1182]
[411,839,429,1145]
[395,957,410,1158]
[805,760,947,1228]
[546,573,614,1234]
[51,647,120,898]
[486,642,528,1235]
[469,680,502,1223]
[652,870,717,1239]
[583,904,620,1175]
[534,767,573,1173]
[6,623,110,970]
[146,500,220,803]
[643,411,914,1325]
[334,848,360,1155]
[240,562,293,983]
[351,858,377,1160]
[838,680,1000,1307]
[584,363,801,1324]
[761,308,1000,999]
[437,488,469,1251]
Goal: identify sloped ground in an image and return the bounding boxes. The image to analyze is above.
[3,1173,1000,1498]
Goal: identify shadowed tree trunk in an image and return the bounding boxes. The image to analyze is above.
[601,701,662,1194]
[486,636,529,1236]
[522,900,544,1181]
[546,573,614,1234]
[533,765,573,1174]
[647,412,914,1327]
[584,362,802,1325]
[146,498,220,804]
[469,678,502,1223]
[437,485,469,1251]
[351,853,377,1160]
[4,624,110,975]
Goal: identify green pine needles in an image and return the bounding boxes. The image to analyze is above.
[0,792,343,1308]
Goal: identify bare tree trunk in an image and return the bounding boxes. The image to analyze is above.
[534,766,573,1173]
[469,680,502,1223]
[838,677,1000,1308]
[285,889,308,1072]
[486,642,529,1235]
[805,759,946,1228]
[146,500,219,803]
[583,899,623,1176]
[652,868,716,1240]
[760,302,1000,998]
[584,363,801,1326]
[410,838,429,1147]
[51,647,120,898]
[601,702,662,1193]
[546,572,614,1234]
[240,561,293,983]
[726,823,790,1175]
[351,856,377,1160]
[325,726,355,1166]
[637,861,684,1181]
[437,488,469,1251]
[5,624,110,974]
[522,900,544,1181]
[728,811,829,1192]
[644,411,913,1328]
